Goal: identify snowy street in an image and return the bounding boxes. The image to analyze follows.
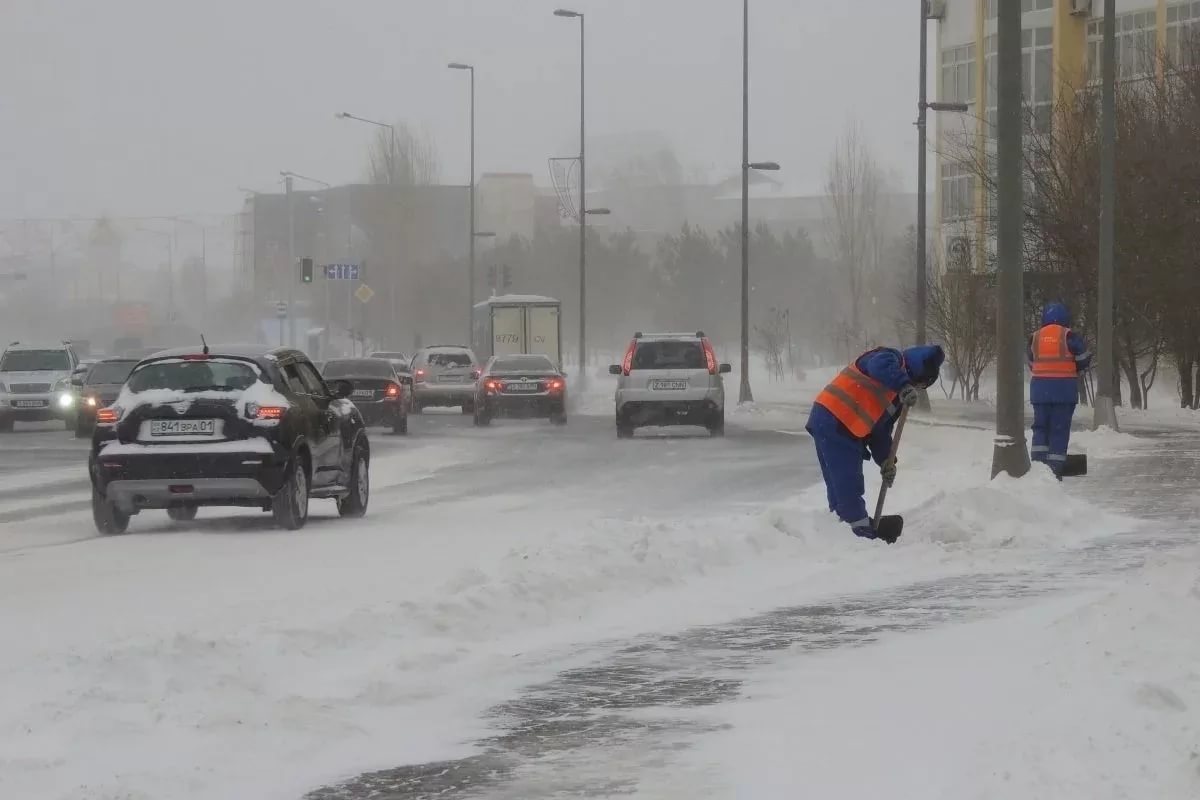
[2,397,1199,800]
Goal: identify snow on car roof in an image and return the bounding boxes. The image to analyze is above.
[473,294,559,307]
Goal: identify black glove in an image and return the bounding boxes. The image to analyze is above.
[898,385,920,407]
[880,460,897,488]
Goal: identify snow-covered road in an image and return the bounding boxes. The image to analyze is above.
[1,403,1197,800]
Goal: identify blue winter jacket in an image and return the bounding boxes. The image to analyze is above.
[1028,303,1091,405]
[806,345,945,466]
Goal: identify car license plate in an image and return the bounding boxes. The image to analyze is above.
[650,380,689,391]
[352,389,375,399]
[439,375,467,384]
[150,419,217,436]
[14,400,47,408]
[505,383,539,393]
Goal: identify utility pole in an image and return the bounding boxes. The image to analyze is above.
[990,0,1030,478]
[740,0,753,404]
[469,67,476,343]
[578,14,587,385]
[915,0,931,412]
[285,173,295,348]
[1093,0,1119,430]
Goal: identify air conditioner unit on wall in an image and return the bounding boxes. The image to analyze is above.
[1070,0,1092,16]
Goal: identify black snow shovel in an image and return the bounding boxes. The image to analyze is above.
[1060,453,1088,477]
[871,405,908,545]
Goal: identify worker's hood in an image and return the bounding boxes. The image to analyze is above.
[1042,302,1071,327]
[902,345,945,388]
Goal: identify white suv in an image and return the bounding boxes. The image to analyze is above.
[0,342,79,432]
[608,332,731,438]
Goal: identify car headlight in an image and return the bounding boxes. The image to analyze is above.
[85,396,98,407]
[57,392,75,409]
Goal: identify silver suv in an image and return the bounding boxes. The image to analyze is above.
[608,332,731,438]
[410,345,478,413]
[0,342,80,432]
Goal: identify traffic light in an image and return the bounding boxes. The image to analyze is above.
[300,257,314,284]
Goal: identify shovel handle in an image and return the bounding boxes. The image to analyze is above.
[872,405,909,528]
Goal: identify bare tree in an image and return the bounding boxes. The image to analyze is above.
[822,121,888,352]
[365,122,440,186]
[925,271,996,401]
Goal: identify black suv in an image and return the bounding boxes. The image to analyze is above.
[88,345,370,534]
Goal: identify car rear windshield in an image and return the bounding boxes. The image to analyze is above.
[0,350,71,372]
[86,361,136,385]
[126,358,262,393]
[632,340,706,370]
[323,360,394,378]
[370,352,407,361]
[492,355,554,372]
[423,351,473,368]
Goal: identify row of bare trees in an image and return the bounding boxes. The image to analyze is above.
[931,41,1200,409]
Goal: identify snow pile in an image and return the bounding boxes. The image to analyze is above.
[680,544,1200,800]
[1070,424,1147,458]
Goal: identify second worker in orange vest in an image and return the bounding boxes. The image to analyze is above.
[805,345,945,541]
[1028,302,1091,477]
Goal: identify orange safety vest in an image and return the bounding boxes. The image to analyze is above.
[815,357,899,438]
[1030,324,1078,379]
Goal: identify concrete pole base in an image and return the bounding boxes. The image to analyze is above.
[1092,396,1119,431]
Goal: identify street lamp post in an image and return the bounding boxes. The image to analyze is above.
[915,0,969,412]
[739,0,780,404]
[554,8,592,383]
[1093,0,1119,430]
[448,63,478,342]
[990,0,1030,478]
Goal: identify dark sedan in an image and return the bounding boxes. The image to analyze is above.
[72,358,138,437]
[322,357,409,435]
[472,354,567,426]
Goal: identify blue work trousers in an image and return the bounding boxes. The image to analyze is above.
[1031,402,1074,474]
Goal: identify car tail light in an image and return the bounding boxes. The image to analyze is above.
[96,407,121,424]
[385,383,400,398]
[547,378,565,392]
[246,403,285,420]
[702,337,718,375]
[414,368,427,383]
[621,340,636,376]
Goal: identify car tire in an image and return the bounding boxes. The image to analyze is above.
[337,444,369,518]
[392,414,408,436]
[707,413,725,438]
[616,419,635,439]
[272,456,310,531]
[92,486,130,535]
[167,504,198,522]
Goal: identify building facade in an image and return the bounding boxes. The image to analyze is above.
[933,0,1179,273]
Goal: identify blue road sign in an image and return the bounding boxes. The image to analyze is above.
[323,263,361,281]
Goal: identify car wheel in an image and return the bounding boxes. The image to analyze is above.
[167,504,198,522]
[616,419,635,439]
[707,412,725,438]
[92,486,130,535]
[272,456,310,530]
[337,445,370,518]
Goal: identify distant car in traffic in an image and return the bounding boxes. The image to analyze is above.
[472,354,567,427]
[609,331,731,438]
[89,344,370,534]
[321,357,409,435]
[72,357,138,438]
[410,345,478,414]
[0,342,80,432]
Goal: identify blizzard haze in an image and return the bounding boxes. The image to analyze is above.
[0,0,918,219]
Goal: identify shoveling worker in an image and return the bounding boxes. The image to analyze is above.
[1028,302,1091,477]
[805,345,945,541]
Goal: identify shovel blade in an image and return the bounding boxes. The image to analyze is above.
[1060,453,1088,477]
[874,514,904,544]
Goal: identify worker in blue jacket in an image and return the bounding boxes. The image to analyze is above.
[806,344,945,540]
[1028,302,1091,476]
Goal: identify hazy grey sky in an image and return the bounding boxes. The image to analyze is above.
[1,0,920,220]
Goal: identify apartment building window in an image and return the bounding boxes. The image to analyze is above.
[987,0,1053,16]
[942,44,976,105]
[1088,11,1156,81]
[1167,2,1200,65]
[941,162,975,221]
[985,27,1053,135]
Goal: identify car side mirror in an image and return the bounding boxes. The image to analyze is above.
[70,376,84,388]
[608,364,623,375]
[331,379,354,399]
[719,363,732,374]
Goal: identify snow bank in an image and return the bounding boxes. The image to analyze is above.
[676,544,1200,800]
